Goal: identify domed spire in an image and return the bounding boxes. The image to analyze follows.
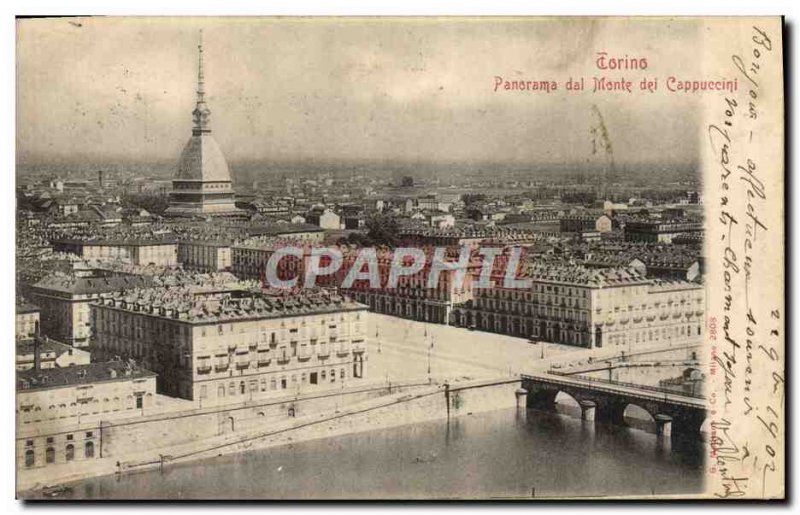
[192,30,211,135]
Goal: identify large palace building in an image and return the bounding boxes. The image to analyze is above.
[165,35,240,217]
[451,263,704,349]
[90,287,368,406]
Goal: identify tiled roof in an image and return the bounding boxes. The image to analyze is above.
[17,360,155,391]
[95,288,366,324]
[33,272,153,295]
[521,263,649,287]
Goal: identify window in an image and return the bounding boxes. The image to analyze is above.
[46,437,54,444]
[46,447,55,464]
[136,395,143,409]
[85,441,94,458]
[65,444,75,461]
[85,431,93,438]
[240,381,246,395]
[310,372,318,385]
[25,450,34,468]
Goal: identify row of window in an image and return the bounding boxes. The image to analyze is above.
[484,284,592,299]
[198,366,359,399]
[18,394,148,423]
[23,434,95,467]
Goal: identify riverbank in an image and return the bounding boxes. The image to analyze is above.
[26,404,706,500]
[19,376,519,495]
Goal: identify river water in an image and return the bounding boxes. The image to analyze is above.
[55,404,705,500]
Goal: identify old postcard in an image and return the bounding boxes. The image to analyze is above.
[14,16,785,500]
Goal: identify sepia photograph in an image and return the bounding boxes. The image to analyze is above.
[13,15,785,501]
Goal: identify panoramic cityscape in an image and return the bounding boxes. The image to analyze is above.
[16,19,707,499]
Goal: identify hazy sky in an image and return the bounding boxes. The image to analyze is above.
[17,17,703,166]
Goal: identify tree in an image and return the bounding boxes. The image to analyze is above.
[122,192,169,215]
[365,213,399,247]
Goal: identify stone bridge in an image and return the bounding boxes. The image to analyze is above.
[520,372,707,441]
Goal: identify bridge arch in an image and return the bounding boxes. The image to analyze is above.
[622,403,657,432]
[526,386,559,410]
[554,391,580,408]
[699,416,711,435]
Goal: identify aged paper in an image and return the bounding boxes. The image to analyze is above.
[14,16,784,500]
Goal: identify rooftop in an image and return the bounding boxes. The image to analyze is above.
[53,236,178,246]
[94,288,367,324]
[17,360,155,392]
[32,272,153,295]
[521,263,650,287]
[16,299,40,314]
[16,336,80,357]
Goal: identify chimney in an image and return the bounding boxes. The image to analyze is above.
[33,336,41,372]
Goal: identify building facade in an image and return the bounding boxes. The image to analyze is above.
[29,271,152,347]
[624,220,704,243]
[90,288,368,406]
[177,240,232,272]
[16,300,40,339]
[559,214,612,234]
[451,264,704,349]
[16,360,156,470]
[52,238,178,267]
[334,248,480,325]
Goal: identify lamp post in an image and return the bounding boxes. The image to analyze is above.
[427,335,435,383]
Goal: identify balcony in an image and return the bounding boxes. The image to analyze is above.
[336,346,350,357]
[197,365,212,375]
[257,358,271,367]
[317,347,331,358]
[214,364,229,373]
[277,355,291,365]
[236,361,251,370]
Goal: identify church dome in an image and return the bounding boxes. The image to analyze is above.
[175,133,232,183]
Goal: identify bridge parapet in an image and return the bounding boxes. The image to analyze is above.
[521,372,707,442]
